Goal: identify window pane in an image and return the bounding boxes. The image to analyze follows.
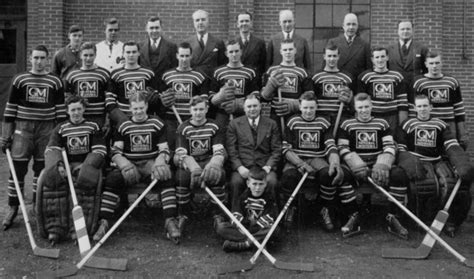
[296,0,314,3]
[333,5,350,27]
[353,0,370,4]
[0,29,16,64]
[296,5,314,28]
[313,28,340,52]
[313,52,324,72]
[296,28,314,50]
[315,5,332,27]
[353,5,370,28]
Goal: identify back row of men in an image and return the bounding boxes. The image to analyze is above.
[0,10,471,251]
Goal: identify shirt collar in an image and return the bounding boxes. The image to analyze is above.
[282,30,294,39]
[197,33,208,43]
[248,116,260,126]
[344,34,356,43]
[399,39,412,48]
[150,37,162,46]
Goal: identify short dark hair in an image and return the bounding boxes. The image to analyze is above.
[123,40,140,51]
[225,39,240,49]
[178,42,192,54]
[189,95,209,107]
[371,46,388,56]
[324,42,339,53]
[248,166,267,181]
[354,92,371,103]
[280,39,294,46]
[80,42,96,54]
[147,16,162,25]
[128,91,148,105]
[397,20,413,28]
[300,91,317,102]
[65,95,88,108]
[104,17,119,26]
[236,11,253,21]
[426,51,441,59]
[414,93,431,104]
[68,25,83,34]
[32,45,49,56]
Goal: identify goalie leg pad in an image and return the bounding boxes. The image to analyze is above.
[36,168,70,241]
[408,162,439,223]
[444,175,472,227]
[280,166,301,197]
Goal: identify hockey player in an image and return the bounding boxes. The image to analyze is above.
[311,43,354,125]
[280,92,360,237]
[174,95,227,235]
[396,94,473,236]
[93,91,180,243]
[261,39,313,128]
[409,51,468,150]
[338,93,410,239]
[105,40,156,123]
[38,95,106,242]
[209,40,260,128]
[357,46,408,130]
[159,42,210,150]
[1,45,66,230]
[216,167,278,252]
[64,42,109,127]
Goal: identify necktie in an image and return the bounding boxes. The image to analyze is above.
[152,39,158,50]
[402,42,408,55]
[347,37,353,46]
[285,32,290,40]
[199,35,205,49]
[251,119,257,131]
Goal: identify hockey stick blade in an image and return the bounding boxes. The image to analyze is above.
[274,260,315,272]
[33,246,60,259]
[217,261,254,274]
[463,259,474,268]
[35,266,78,279]
[84,255,128,270]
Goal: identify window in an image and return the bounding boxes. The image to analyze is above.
[295,0,371,73]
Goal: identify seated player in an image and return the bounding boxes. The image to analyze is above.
[37,95,106,243]
[338,93,410,239]
[396,94,473,236]
[216,166,278,252]
[93,91,180,243]
[280,92,359,237]
[174,95,227,235]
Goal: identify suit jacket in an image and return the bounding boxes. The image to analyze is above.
[139,37,178,86]
[186,33,226,78]
[387,40,428,85]
[267,32,312,73]
[226,115,282,171]
[237,34,267,86]
[327,34,372,80]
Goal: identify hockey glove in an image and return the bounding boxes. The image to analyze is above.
[153,153,172,181]
[113,154,140,186]
[338,86,353,105]
[160,88,176,108]
[202,155,224,186]
[183,155,202,189]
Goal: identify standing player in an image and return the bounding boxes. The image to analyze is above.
[397,94,473,236]
[1,45,66,230]
[338,93,409,239]
[105,41,156,123]
[52,25,84,80]
[95,18,124,73]
[38,95,106,242]
[261,39,313,127]
[311,43,354,125]
[281,92,360,237]
[409,51,468,149]
[174,96,227,235]
[210,40,259,128]
[358,47,408,130]
[64,42,109,127]
[159,42,209,150]
[93,91,180,243]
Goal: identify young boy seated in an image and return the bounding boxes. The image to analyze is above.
[215,167,278,252]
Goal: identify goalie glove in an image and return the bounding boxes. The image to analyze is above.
[182,155,203,189]
[153,153,172,181]
[372,153,395,186]
[446,144,474,182]
[113,154,140,186]
[261,70,284,100]
[344,152,369,182]
[160,88,176,108]
[221,98,244,115]
[202,155,224,186]
[212,81,236,106]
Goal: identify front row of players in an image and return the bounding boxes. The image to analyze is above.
[4,90,473,251]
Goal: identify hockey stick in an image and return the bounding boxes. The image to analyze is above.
[5,149,60,259]
[205,185,314,274]
[277,88,285,133]
[382,178,461,259]
[36,180,158,277]
[368,177,474,267]
[332,102,344,138]
[61,150,127,271]
[172,105,183,124]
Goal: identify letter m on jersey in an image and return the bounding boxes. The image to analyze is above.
[173,82,192,98]
[27,86,49,103]
[373,82,393,99]
[299,130,320,149]
[415,127,437,147]
[130,133,151,152]
[125,80,145,98]
[78,81,98,98]
[67,135,90,154]
[356,130,378,149]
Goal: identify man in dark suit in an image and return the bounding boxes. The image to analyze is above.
[235,11,266,88]
[387,20,429,86]
[267,10,312,73]
[139,16,178,85]
[186,9,226,78]
[226,94,282,211]
[327,13,371,80]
